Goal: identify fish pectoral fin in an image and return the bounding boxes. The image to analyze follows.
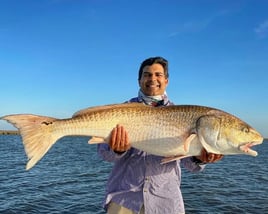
[184,133,197,152]
[161,155,190,164]
[88,136,106,144]
[160,134,197,164]
[197,115,221,154]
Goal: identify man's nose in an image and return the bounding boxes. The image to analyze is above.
[148,74,157,80]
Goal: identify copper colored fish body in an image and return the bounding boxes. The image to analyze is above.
[1,103,263,170]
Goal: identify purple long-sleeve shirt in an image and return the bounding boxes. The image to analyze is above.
[98,97,205,214]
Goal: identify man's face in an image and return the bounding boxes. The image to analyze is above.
[139,63,168,96]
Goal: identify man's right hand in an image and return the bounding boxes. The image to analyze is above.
[109,124,131,153]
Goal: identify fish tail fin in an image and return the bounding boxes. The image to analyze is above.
[1,114,61,170]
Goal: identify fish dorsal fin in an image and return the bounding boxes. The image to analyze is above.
[72,102,146,117]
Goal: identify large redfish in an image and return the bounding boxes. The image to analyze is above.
[1,103,263,170]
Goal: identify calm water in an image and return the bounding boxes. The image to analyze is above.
[0,135,267,214]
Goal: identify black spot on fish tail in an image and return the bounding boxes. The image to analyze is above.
[41,121,53,125]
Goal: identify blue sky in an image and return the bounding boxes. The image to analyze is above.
[0,0,267,137]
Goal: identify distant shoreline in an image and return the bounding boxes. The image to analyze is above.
[0,130,19,135]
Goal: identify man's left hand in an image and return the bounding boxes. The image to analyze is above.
[195,148,224,164]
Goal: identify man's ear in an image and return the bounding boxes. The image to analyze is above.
[165,78,169,85]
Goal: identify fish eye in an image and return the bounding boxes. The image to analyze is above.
[242,127,249,133]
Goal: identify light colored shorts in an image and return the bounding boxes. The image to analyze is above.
[107,202,145,214]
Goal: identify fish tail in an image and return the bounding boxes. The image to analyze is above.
[1,114,61,170]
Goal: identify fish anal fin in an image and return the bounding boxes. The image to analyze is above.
[88,136,106,144]
[161,155,190,164]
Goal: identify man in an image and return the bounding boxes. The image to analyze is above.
[98,56,223,214]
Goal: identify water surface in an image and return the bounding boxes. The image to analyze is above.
[0,136,267,213]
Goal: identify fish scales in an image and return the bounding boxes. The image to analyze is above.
[53,105,201,142]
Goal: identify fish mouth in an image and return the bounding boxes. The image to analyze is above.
[239,141,263,156]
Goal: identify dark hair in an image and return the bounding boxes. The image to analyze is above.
[138,56,169,80]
